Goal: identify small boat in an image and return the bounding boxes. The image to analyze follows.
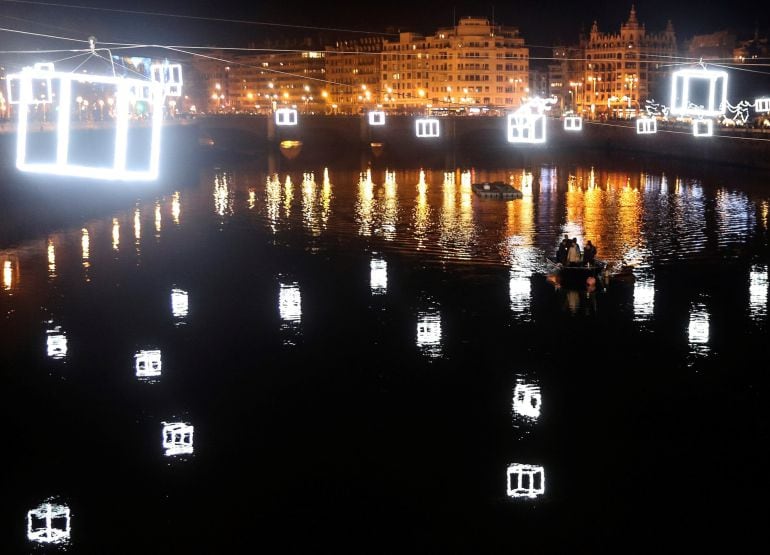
[545,256,606,288]
[471,181,523,199]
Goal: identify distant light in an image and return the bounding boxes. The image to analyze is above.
[27,502,71,544]
[756,98,770,113]
[415,118,440,138]
[563,116,582,131]
[279,282,302,324]
[670,68,728,117]
[750,265,768,320]
[507,463,546,499]
[693,119,714,137]
[275,108,297,126]
[171,288,188,319]
[46,327,67,360]
[162,422,194,456]
[135,349,162,379]
[636,117,658,134]
[416,310,442,356]
[368,111,386,125]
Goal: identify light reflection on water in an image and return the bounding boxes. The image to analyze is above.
[416,308,442,358]
[633,276,655,322]
[749,265,768,321]
[688,301,711,355]
[370,257,387,295]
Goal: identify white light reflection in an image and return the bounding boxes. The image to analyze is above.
[134,207,141,242]
[135,349,162,379]
[356,169,375,236]
[688,302,710,352]
[283,175,293,218]
[301,172,320,235]
[47,239,56,278]
[162,422,194,456]
[383,170,397,239]
[749,265,768,321]
[248,189,256,210]
[321,168,332,228]
[2,259,12,290]
[27,501,71,545]
[416,309,442,357]
[633,277,655,322]
[507,463,545,499]
[154,201,162,235]
[80,228,90,276]
[214,172,233,217]
[266,174,281,233]
[172,191,181,225]
[46,326,67,359]
[111,218,120,251]
[513,380,541,421]
[279,282,302,324]
[509,270,531,315]
[171,288,189,319]
[370,257,387,295]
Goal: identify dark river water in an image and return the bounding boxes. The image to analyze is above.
[1,150,769,552]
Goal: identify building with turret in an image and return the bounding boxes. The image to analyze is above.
[582,6,676,117]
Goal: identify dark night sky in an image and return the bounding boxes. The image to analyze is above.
[1,0,769,64]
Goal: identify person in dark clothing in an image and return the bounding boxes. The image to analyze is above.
[584,240,597,265]
[556,234,570,263]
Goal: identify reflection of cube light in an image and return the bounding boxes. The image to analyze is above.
[670,68,728,117]
[6,62,179,181]
[162,422,194,456]
[633,280,655,321]
[693,119,714,137]
[46,329,67,360]
[171,288,189,318]
[279,282,302,323]
[27,502,71,544]
[636,118,658,134]
[507,463,546,499]
[415,118,440,137]
[368,111,386,125]
[416,311,442,354]
[688,304,710,345]
[370,258,387,295]
[135,349,162,378]
[563,116,582,131]
[513,382,541,419]
[275,108,298,126]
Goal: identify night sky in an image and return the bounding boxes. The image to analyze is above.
[1,1,768,64]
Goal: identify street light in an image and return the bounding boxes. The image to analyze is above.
[625,74,638,110]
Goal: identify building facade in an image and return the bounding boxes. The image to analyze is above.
[325,36,384,114]
[381,17,529,112]
[582,6,676,117]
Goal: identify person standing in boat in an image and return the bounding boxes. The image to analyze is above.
[567,238,581,266]
[556,235,570,264]
[584,240,597,266]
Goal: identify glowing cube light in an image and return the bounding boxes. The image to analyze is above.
[6,62,173,181]
[368,111,386,125]
[670,68,728,117]
[370,258,387,295]
[415,118,440,138]
[135,349,162,378]
[275,108,298,126]
[150,62,183,97]
[507,463,545,499]
[693,119,714,137]
[636,117,658,134]
[755,98,770,113]
[563,116,582,131]
[27,502,71,544]
[162,422,194,456]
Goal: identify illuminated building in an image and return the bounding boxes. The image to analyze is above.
[549,45,584,113]
[325,37,384,114]
[582,6,676,117]
[686,31,736,61]
[381,17,529,112]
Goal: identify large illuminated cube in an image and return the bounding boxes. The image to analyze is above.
[507,112,546,143]
[275,108,298,126]
[693,119,714,137]
[506,463,545,499]
[670,68,728,117]
[755,97,770,113]
[6,62,181,181]
[636,117,657,134]
[162,422,194,456]
[415,118,440,137]
[368,111,386,125]
[27,502,71,544]
[563,116,582,131]
[135,349,162,378]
